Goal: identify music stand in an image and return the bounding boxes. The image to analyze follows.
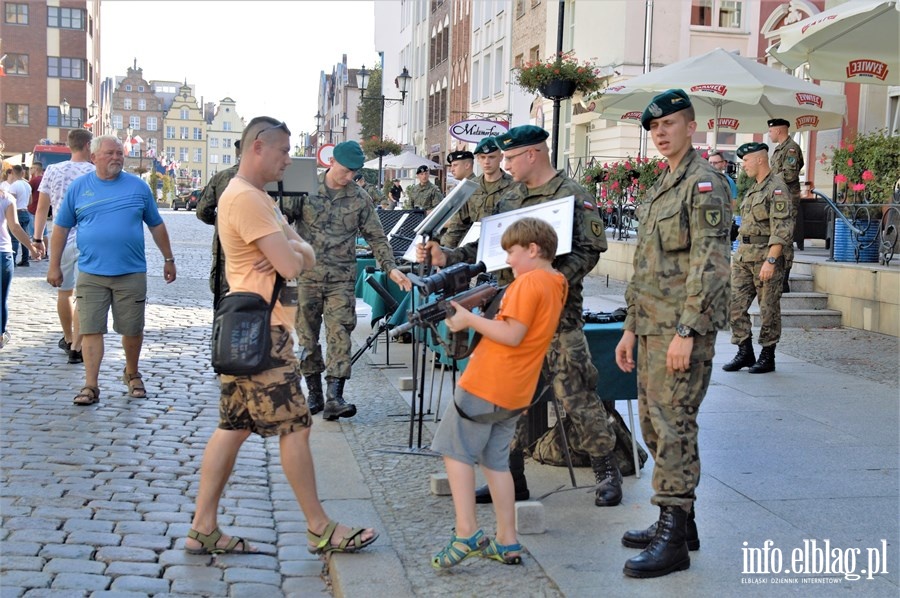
[351,274,407,369]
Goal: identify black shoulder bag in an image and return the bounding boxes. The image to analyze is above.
[210,275,284,376]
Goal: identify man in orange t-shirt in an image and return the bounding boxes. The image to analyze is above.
[430,217,567,570]
[185,117,379,557]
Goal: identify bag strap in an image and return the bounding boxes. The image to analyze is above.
[269,275,284,311]
[454,400,527,424]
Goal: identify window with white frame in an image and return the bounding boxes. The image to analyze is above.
[194,148,202,162]
[471,60,480,101]
[138,99,146,111]
[193,127,202,140]
[112,114,123,129]
[223,138,232,148]
[146,117,157,131]
[210,137,219,148]
[180,108,189,119]
[482,53,491,99]
[691,0,742,29]
[223,155,232,165]
[166,147,175,160]
[210,154,219,164]
[179,148,188,161]
[494,46,504,94]
[179,126,188,139]
[223,121,232,131]
[165,126,175,139]
[129,116,140,129]
[124,98,132,110]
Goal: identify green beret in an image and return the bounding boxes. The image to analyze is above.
[736,142,769,158]
[641,89,692,130]
[495,125,549,151]
[473,137,500,155]
[333,141,365,170]
[767,118,790,128]
[447,150,474,164]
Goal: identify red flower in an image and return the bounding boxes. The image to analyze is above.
[834,174,848,183]
[862,170,875,181]
[847,158,854,167]
[847,144,855,152]
[585,175,593,183]
[852,183,866,192]
[624,161,632,170]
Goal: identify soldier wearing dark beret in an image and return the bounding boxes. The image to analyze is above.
[722,142,793,376]
[283,140,412,420]
[768,117,804,293]
[440,149,486,246]
[616,89,731,579]
[407,164,443,212]
[419,125,623,511]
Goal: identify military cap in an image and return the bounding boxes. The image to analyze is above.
[447,150,474,164]
[353,173,365,182]
[473,137,500,155]
[736,142,770,158]
[495,125,549,151]
[416,165,430,174]
[767,118,790,128]
[641,89,693,130]
[333,141,365,170]
[234,139,241,150]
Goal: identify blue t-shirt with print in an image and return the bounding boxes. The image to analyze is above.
[55,172,164,276]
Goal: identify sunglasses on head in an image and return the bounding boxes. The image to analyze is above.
[254,121,290,140]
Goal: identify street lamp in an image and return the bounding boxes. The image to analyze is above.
[126,126,145,174]
[356,65,412,185]
[341,112,349,141]
[59,98,70,128]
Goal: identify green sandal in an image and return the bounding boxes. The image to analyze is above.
[481,538,523,565]
[307,520,379,555]
[185,527,256,555]
[432,529,488,570]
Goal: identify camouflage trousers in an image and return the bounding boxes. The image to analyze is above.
[513,327,616,458]
[295,278,356,379]
[729,257,784,347]
[637,333,715,511]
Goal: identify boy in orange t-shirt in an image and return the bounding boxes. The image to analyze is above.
[430,217,567,569]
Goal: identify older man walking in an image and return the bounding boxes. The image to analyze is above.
[48,135,176,406]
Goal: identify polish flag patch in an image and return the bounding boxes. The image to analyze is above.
[697,181,713,193]
[583,200,595,210]
[774,189,783,195]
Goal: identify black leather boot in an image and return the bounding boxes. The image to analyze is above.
[591,453,623,507]
[749,345,776,374]
[323,377,357,421]
[305,373,324,415]
[622,505,700,551]
[474,449,529,504]
[722,339,755,372]
[623,506,691,578]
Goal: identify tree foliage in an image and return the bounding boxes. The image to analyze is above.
[357,66,384,140]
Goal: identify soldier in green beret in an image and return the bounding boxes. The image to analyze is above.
[407,165,444,212]
[768,118,804,292]
[281,141,412,420]
[616,89,732,578]
[441,142,514,247]
[722,142,793,375]
[419,124,624,510]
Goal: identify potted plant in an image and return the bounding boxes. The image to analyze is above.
[513,52,606,100]
[581,156,667,203]
[361,136,402,159]
[822,129,900,206]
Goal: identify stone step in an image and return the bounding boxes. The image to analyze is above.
[751,308,843,329]
[787,274,814,293]
[779,292,829,310]
[791,261,815,276]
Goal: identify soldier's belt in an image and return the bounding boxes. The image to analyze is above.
[742,236,769,244]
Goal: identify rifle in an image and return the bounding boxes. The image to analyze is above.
[390,281,501,360]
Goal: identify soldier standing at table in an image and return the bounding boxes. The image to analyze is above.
[722,142,793,374]
[283,141,412,420]
[420,125,624,509]
[407,165,443,212]
[441,139,514,248]
[615,90,731,578]
[768,118,803,293]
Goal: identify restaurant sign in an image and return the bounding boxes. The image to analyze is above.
[449,119,510,144]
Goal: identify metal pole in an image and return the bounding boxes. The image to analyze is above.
[551,0,565,169]
[378,95,385,187]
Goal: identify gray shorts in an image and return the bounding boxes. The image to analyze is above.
[76,272,146,336]
[59,241,79,292]
[431,388,520,471]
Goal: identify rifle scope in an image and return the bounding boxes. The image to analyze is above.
[409,261,486,296]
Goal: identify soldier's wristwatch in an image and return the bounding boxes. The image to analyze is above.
[766,256,777,264]
[676,324,695,338]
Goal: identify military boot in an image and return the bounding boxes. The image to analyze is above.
[305,373,324,415]
[622,505,700,551]
[623,506,691,578]
[323,377,357,421]
[748,345,776,374]
[474,449,529,504]
[721,339,755,372]
[591,453,623,507]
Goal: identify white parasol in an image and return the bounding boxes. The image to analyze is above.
[363,150,442,171]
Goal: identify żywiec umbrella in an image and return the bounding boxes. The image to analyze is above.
[767,0,899,86]
[363,150,442,171]
[592,48,847,148]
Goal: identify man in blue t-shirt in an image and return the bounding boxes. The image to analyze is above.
[48,135,177,406]
[708,151,738,200]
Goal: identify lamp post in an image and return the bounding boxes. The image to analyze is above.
[340,112,349,142]
[356,65,412,186]
[126,126,145,175]
[59,98,70,130]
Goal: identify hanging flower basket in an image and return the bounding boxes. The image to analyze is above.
[361,136,402,159]
[538,79,578,100]
[513,52,606,98]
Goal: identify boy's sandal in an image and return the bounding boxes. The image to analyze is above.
[481,538,523,565]
[185,527,256,555]
[73,386,100,406]
[432,529,488,570]
[307,520,379,555]
[123,368,147,398]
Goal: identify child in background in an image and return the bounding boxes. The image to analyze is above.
[430,217,568,569]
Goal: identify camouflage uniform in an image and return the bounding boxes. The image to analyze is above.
[730,172,793,348]
[441,172,514,248]
[281,171,398,379]
[770,136,804,251]
[445,171,616,458]
[625,148,731,510]
[196,165,239,302]
[407,180,444,211]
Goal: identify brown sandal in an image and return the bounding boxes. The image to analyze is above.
[123,369,146,398]
[73,386,100,406]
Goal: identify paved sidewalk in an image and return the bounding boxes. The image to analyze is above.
[1,213,897,596]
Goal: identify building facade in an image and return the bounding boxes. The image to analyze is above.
[204,97,244,179]
[110,62,164,175]
[1,0,101,158]
[163,82,206,192]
